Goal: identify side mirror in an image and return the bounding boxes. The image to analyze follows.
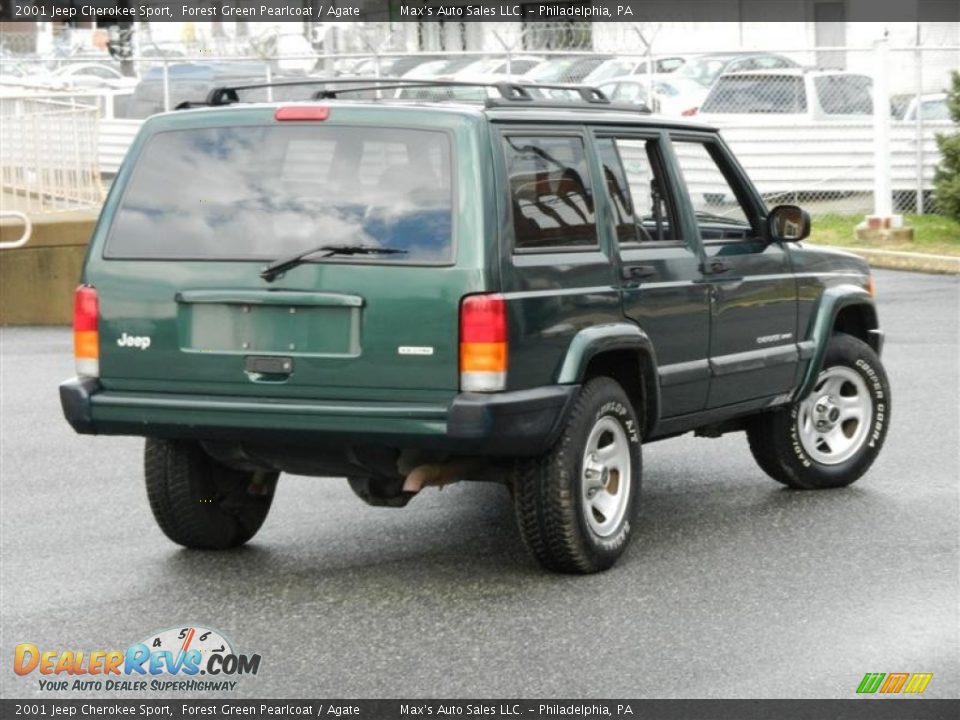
[767,204,811,243]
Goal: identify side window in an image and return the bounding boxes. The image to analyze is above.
[671,140,755,237]
[815,75,873,115]
[504,135,598,251]
[595,137,678,244]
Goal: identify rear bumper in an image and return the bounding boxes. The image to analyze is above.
[59,378,577,456]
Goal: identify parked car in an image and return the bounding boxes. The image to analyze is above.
[583,55,685,85]
[400,56,483,79]
[647,75,718,115]
[891,92,949,121]
[524,55,613,84]
[61,79,891,574]
[49,62,137,90]
[597,77,654,108]
[454,56,544,76]
[126,62,318,118]
[673,52,799,89]
[394,73,505,101]
[598,74,711,113]
[696,69,873,121]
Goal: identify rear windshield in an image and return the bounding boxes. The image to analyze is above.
[106,125,454,263]
[701,75,807,114]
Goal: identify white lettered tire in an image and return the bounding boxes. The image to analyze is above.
[747,334,890,489]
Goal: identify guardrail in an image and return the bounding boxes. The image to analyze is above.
[0,211,33,250]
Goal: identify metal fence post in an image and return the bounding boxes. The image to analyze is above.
[872,37,893,217]
[914,45,925,215]
[162,58,170,113]
[493,30,513,75]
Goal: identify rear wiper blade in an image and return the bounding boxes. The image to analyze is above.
[260,244,407,282]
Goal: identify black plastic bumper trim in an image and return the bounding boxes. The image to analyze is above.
[446,384,579,454]
[59,377,102,434]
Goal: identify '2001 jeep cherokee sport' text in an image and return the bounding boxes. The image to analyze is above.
[61,81,890,574]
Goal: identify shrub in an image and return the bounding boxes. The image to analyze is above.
[933,71,960,220]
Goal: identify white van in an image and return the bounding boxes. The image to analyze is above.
[695,69,874,122]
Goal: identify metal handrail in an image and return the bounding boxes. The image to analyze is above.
[0,211,32,250]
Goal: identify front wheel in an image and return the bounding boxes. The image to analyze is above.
[145,438,278,549]
[747,333,890,489]
[512,377,642,574]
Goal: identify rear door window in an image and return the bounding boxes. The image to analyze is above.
[503,134,598,251]
[107,125,454,263]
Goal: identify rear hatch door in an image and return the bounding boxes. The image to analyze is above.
[90,106,488,402]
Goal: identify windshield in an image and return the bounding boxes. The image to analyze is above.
[107,125,454,263]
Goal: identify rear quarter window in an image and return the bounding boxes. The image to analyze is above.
[503,135,598,251]
[106,125,454,263]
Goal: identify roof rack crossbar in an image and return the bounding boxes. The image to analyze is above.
[202,77,612,107]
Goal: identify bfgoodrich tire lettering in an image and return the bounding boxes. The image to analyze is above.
[512,377,642,573]
[145,438,278,549]
[747,333,890,489]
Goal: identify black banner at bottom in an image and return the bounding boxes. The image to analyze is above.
[1,699,958,720]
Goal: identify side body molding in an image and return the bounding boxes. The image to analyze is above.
[556,323,661,432]
[794,284,880,401]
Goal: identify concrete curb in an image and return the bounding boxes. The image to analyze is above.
[831,247,960,275]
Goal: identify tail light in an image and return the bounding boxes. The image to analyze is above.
[681,106,699,116]
[459,294,507,392]
[73,285,99,377]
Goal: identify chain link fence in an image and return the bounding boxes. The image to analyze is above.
[1,22,957,220]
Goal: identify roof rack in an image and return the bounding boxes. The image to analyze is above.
[192,77,617,109]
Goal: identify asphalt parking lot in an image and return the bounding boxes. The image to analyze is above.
[1,269,957,700]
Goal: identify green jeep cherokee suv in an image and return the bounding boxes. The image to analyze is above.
[60,80,890,574]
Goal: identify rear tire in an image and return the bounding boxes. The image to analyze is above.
[512,377,642,574]
[747,333,890,489]
[145,438,278,549]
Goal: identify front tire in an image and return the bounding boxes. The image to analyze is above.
[512,378,642,574]
[145,439,278,549]
[747,333,890,489]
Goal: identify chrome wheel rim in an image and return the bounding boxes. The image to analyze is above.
[580,416,632,537]
[797,366,873,466]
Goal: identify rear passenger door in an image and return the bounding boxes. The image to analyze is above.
[594,131,711,417]
[668,132,799,408]
[495,128,623,391]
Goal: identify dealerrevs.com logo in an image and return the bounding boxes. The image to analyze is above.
[13,626,261,692]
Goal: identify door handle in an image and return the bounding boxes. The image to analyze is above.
[701,259,732,275]
[621,263,657,282]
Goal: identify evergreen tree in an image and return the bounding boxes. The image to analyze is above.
[933,71,960,220]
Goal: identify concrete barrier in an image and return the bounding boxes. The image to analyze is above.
[0,211,97,325]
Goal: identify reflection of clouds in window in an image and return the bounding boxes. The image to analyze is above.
[108,126,453,263]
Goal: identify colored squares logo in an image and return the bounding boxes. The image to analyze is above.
[857,672,933,694]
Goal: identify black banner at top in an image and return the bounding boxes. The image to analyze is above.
[3,0,958,23]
